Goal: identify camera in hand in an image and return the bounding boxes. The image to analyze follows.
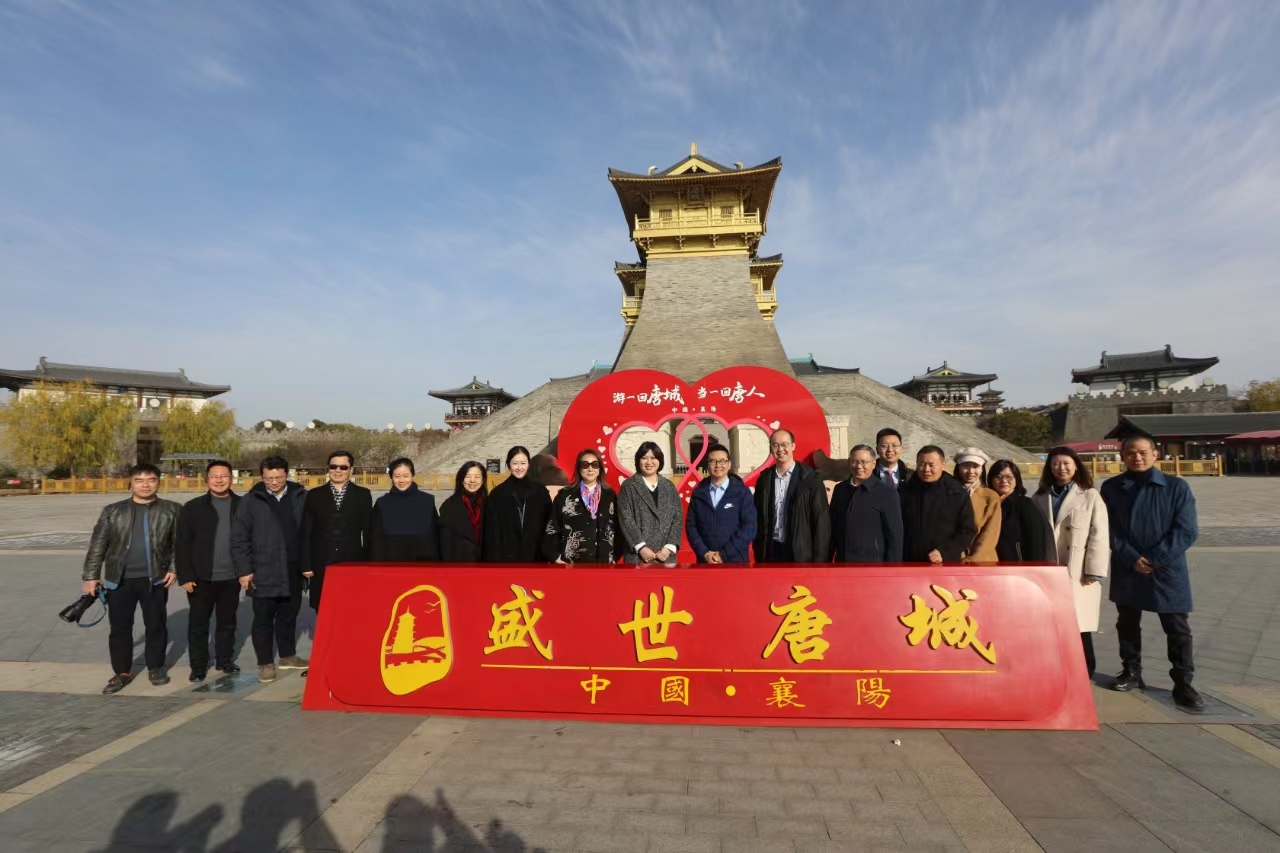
[59,593,100,624]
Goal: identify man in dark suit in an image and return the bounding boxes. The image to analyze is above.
[175,459,242,682]
[301,449,373,613]
[873,427,912,490]
[829,445,903,563]
[753,428,830,564]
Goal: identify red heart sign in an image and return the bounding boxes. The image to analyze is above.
[556,367,830,506]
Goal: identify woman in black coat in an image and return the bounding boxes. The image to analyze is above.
[544,449,620,564]
[481,446,552,563]
[438,461,486,563]
[371,458,440,562]
[987,460,1048,562]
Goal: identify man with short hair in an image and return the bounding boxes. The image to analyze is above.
[175,460,242,682]
[873,428,912,490]
[1102,435,1204,711]
[300,449,373,613]
[752,428,830,563]
[829,445,903,563]
[686,445,757,564]
[898,446,976,564]
[231,456,308,683]
[82,463,181,694]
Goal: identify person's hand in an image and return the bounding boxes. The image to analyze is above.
[163,572,177,588]
[303,571,314,578]
[1135,557,1155,574]
[82,579,101,596]
[655,548,671,563]
[239,574,253,591]
[927,549,943,564]
[555,557,567,565]
[1083,578,1100,585]
[705,551,721,564]
[182,581,196,593]
[639,546,657,563]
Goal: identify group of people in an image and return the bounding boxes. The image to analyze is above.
[81,425,1204,711]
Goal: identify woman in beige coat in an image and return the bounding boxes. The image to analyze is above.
[1033,446,1110,678]
[953,448,1001,563]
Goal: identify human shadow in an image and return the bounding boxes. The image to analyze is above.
[92,781,544,852]
[125,606,190,672]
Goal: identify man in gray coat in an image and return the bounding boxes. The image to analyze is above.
[82,463,181,694]
[231,456,308,683]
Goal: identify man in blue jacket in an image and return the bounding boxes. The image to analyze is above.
[1102,435,1203,712]
[686,445,757,564]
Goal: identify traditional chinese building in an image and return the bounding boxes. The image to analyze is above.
[0,357,231,465]
[1061,345,1231,442]
[428,377,518,432]
[0,356,230,410]
[415,146,1035,475]
[893,363,1003,418]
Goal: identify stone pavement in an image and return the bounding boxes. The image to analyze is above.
[0,479,1277,851]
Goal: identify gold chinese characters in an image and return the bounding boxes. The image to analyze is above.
[899,584,996,665]
[763,584,831,664]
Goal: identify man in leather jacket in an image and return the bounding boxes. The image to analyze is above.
[82,463,181,694]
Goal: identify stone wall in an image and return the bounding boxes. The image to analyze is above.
[614,255,793,380]
[799,372,1037,463]
[414,376,590,475]
[1063,385,1233,441]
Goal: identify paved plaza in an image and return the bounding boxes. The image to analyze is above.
[0,478,1278,851]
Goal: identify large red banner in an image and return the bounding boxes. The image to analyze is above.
[303,563,1097,730]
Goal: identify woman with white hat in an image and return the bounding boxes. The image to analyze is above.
[953,447,1002,563]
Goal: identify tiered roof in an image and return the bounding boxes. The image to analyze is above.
[894,362,998,391]
[428,377,517,403]
[0,357,229,396]
[1071,346,1218,383]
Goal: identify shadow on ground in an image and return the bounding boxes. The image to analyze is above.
[94,780,545,852]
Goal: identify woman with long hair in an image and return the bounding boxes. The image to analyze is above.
[481,446,552,563]
[370,458,440,562]
[953,447,1001,563]
[438,461,487,563]
[543,448,619,564]
[1033,446,1110,678]
[616,441,684,566]
[986,460,1047,562]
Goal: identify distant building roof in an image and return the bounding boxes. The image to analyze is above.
[1071,345,1218,383]
[894,362,997,390]
[0,357,230,396]
[788,354,860,376]
[1106,412,1280,440]
[427,377,518,403]
[1225,430,1280,442]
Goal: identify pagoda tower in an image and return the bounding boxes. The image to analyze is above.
[607,144,793,380]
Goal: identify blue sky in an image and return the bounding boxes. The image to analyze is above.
[2,0,1277,428]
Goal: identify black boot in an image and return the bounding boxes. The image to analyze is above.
[1172,671,1206,713]
[1112,668,1145,692]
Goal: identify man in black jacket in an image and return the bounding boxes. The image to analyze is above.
[753,428,830,563]
[82,463,181,694]
[175,459,242,682]
[873,428,913,490]
[899,445,976,563]
[301,449,373,613]
[231,456,308,683]
[829,445,903,563]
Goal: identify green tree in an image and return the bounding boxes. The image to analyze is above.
[161,401,241,459]
[1242,378,1280,412]
[0,383,63,475]
[54,383,137,475]
[978,409,1052,450]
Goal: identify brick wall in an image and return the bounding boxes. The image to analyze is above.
[1063,386,1233,441]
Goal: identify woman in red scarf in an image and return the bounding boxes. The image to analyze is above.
[439,461,487,563]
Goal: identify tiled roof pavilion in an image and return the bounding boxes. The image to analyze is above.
[0,357,229,396]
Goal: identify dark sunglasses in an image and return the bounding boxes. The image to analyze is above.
[328,464,351,471]
[579,460,602,470]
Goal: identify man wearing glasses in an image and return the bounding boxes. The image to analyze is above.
[300,450,373,614]
[872,428,912,490]
[231,456,308,683]
[828,445,903,563]
[752,428,830,564]
[686,445,757,564]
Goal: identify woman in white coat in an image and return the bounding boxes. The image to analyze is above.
[1033,446,1110,678]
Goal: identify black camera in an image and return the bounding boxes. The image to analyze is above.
[59,593,101,624]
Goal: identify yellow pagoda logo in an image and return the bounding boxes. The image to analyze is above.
[380,585,453,695]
